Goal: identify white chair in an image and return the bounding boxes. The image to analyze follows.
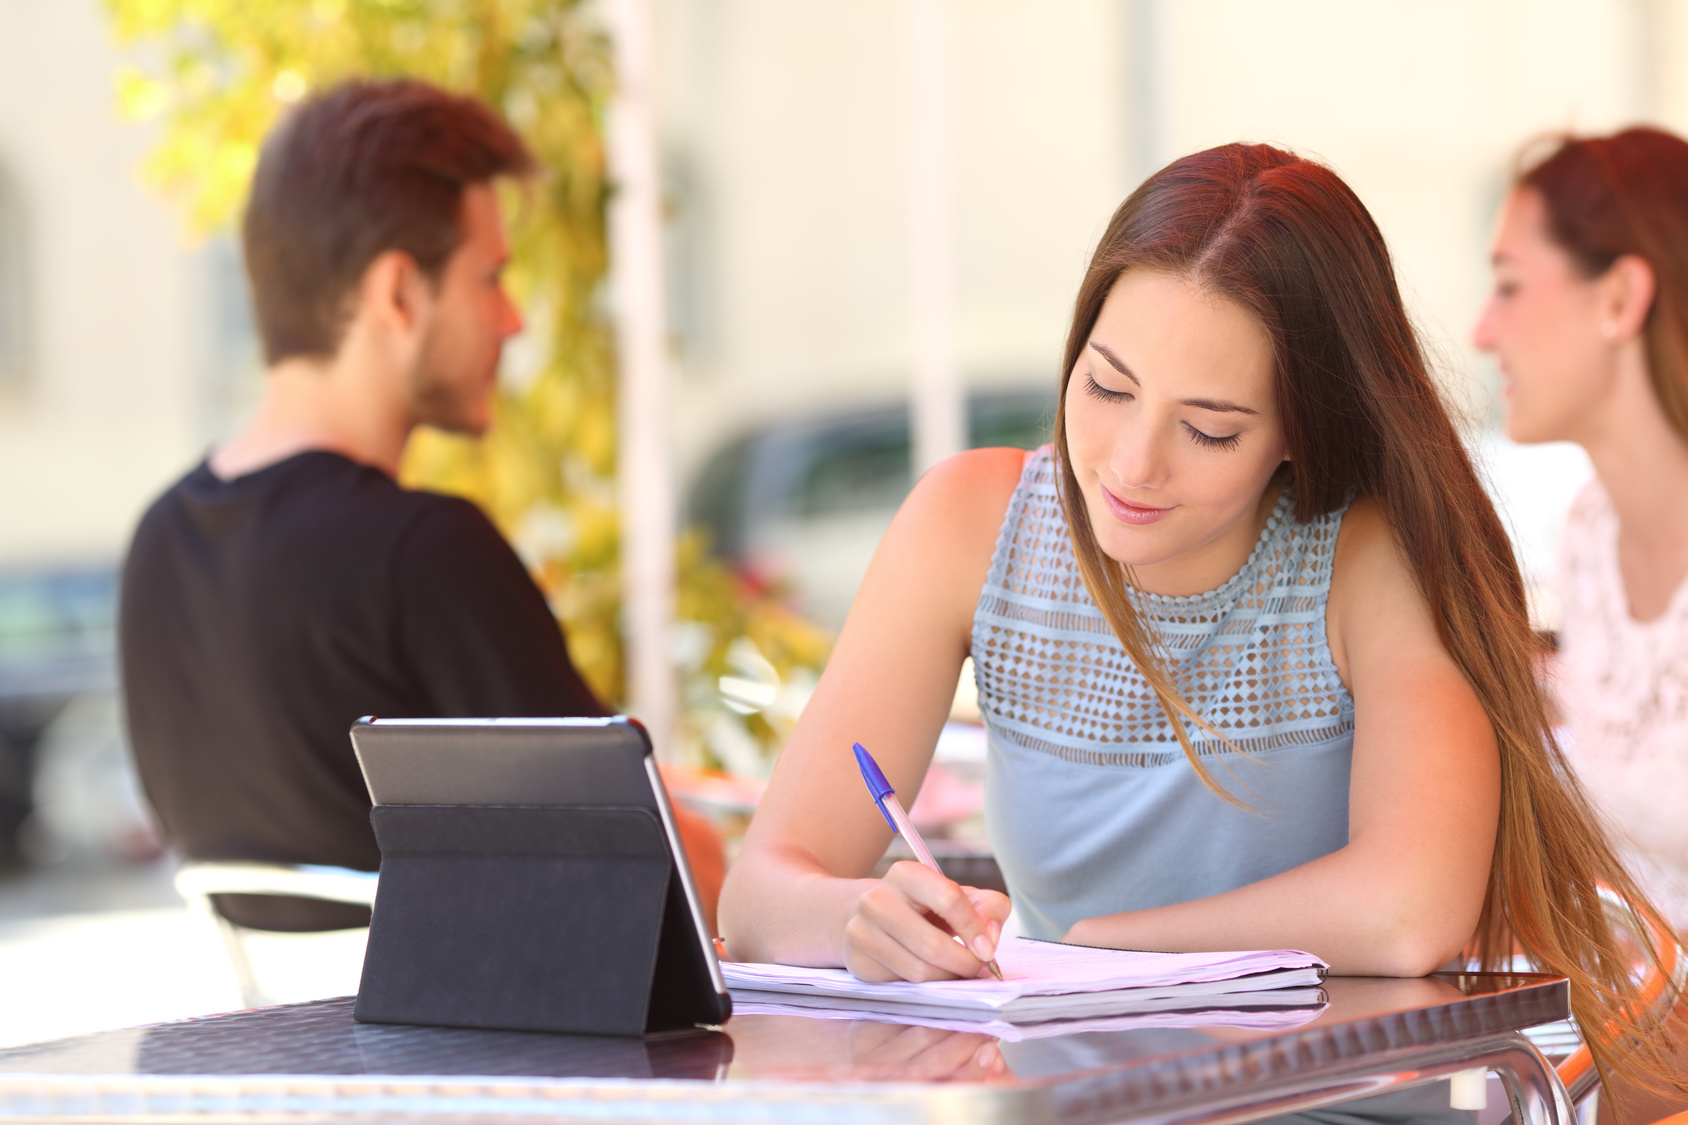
[173,862,378,1008]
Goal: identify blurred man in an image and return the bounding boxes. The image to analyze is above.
[120,79,722,933]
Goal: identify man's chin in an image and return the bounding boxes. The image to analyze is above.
[407,370,497,436]
[411,397,495,437]
[409,413,490,439]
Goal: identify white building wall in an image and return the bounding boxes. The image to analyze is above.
[658,0,1132,477]
[0,0,207,566]
[0,0,1683,574]
[658,0,1671,471]
[1147,0,1653,417]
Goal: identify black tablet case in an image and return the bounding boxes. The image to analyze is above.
[352,800,730,1036]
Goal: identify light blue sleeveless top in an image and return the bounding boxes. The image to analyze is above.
[973,449,1356,941]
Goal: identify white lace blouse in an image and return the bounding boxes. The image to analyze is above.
[1553,480,1688,932]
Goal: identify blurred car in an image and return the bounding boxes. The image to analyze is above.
[0,564,134,865]
[686,388,1054,628]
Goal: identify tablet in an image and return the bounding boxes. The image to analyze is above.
[349,716,730,1030]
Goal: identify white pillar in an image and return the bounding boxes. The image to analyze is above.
[1646,0,1688,132]
[905,0,963,478]
[606,0,677,759]
[1129,0,1166,182]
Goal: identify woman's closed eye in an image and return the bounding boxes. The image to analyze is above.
[1083,374,1131,403]
[1085,374,1244,450]
[1183,422,1242,451]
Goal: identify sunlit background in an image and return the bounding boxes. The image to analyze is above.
[0,0,1677,1046]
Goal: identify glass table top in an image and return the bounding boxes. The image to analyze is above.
[0,973,1566,1088]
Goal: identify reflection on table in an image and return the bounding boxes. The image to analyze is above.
[0,973,1572,1125]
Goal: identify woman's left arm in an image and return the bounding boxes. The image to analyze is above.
[1065,499,1502,976]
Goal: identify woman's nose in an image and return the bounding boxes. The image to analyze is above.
[1109,425,1168,490]
[1472,297,1498,352]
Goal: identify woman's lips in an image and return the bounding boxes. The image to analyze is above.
[1100,484,1173,525]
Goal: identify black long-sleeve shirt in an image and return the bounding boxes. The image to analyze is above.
[120,451,605,930]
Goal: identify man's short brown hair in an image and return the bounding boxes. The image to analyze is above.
[242,78,535,365]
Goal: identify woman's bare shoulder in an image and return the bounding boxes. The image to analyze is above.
[919,446,1035,498]
[1333,494,1392,555]
[866,447,1033,619]
[902,447,1033,549]
[1329,495,1418,603]
[1327,494,1439,682]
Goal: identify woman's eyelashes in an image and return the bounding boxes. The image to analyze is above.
[1182,422,1243,451]
[1085,376,1244,450]
[1083,374,1129,403]
[1082,373,1244,451]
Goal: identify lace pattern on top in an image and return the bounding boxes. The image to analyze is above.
[971,449,1354,769]
[1553,479,1688,930]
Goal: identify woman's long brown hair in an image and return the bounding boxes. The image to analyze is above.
[1052,142,1682,1094]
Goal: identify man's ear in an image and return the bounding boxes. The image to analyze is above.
[357,250,430,336]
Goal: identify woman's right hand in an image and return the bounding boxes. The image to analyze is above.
[843,860,1012,982]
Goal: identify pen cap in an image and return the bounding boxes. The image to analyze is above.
[852,742,896,802]
[852,742,900,831]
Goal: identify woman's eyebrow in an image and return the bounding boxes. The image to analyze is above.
[1183,395,1260,415]
[1089,341,1262,416]
[1090,342,1140,385]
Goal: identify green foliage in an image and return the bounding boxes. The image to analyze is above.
[106,0,831,770]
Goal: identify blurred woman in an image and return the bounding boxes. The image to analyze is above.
[723,141,1680,1096]
[1475,128,1688,943]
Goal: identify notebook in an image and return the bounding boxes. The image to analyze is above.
[722,937,1327,1025]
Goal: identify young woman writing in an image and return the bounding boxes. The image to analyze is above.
[718,142,1679,1093]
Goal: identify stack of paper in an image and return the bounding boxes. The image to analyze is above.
[723,937,1327,1028]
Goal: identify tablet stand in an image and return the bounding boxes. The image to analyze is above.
[353,803,716,1036]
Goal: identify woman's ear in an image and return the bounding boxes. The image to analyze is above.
[1599,253,1656,342]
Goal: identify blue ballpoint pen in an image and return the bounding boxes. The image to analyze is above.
[852,741,1003,980]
